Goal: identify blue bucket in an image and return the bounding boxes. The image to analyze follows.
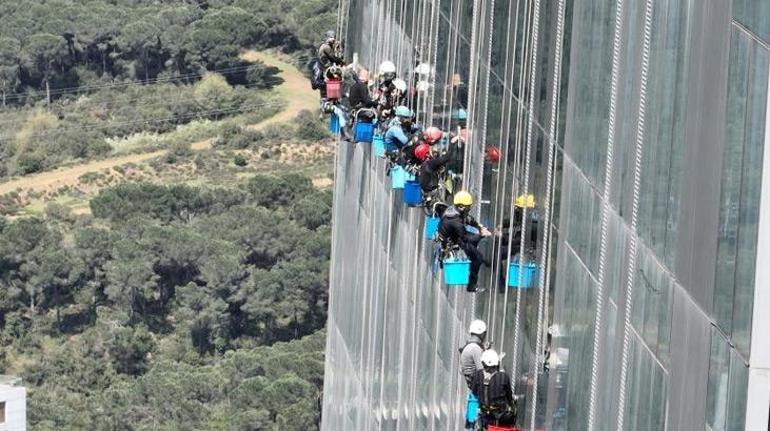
[466,393,479,424]
[403,180,422,206]
[508,261,538,288]
[354,122,375,143]
[424,216,440,240]
[329,113,340,134]
[391,165,407,189]
[444,257,471,286]
[373,134,385,157]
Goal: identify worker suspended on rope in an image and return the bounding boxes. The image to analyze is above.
[349,67,378,112]
[414,127,451,202]
[460,319,488,388]
[384,106,419,152]
[312,30,344,101]
[375,61,403,124]
[403,126,443,166]
[498,194,539,290]
[318,30,344,69]
[460,319,488,430]
[471,350,517,428]
[438,191,492,292]
[447,108,468,175]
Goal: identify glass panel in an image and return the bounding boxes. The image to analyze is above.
[715,28,768,356]
[733,0,770,44]
[707,329,731,431]
[563,0,616,187]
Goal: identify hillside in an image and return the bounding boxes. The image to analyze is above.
[0,1,338,430]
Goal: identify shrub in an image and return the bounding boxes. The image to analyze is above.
[295,110,328,141]
[233,155,248,167]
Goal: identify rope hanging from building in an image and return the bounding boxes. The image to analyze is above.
[616,0,655,429]
[498,0,532,359]
[510,0,542,389]
[529,0,566,426]
[587,0,627,429]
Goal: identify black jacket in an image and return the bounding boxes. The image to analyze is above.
[471,369,514,412]
[438,205,481,246]
[349,81,377,110]
[418,153,451,192]
[318,42,344,68]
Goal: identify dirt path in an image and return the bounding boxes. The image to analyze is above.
[0,50,319,196]
[239,50,319,128]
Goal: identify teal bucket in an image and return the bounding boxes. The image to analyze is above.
[424,216,440,240]
[329,113,340,134]
[391,165,407,189]
[444,257,471,286]
[466,393,479,424]
[373,135,385,157]
[508,261,538,288]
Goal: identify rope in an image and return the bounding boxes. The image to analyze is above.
[529,0,566,427]
[512,0,542,388]
[0,100,286,144]
[587,0,626,428]
[463,0,482,186]
[486,0,519,341]
[428,0,441,127]
[616,0,654,429]
[499,0,531,358]
[0,62,297,104]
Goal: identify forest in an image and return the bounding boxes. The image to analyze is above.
[0,0,335,176]
[0,0,338,429]
[1,174,331,429]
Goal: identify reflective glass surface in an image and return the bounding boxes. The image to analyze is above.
[324,2,768,430]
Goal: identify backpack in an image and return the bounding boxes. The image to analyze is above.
[308,59,325,90]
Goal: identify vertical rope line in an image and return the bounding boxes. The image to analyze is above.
[376,188,396,420]
[400,0,408,70]
[499,0,531,357]
[445,0,462,132]
[475,0,496,275]
[486,0,519,332]
[511,0,542,387]
[587,0,626,428]
[463,0,481,185]
[441,0,459,131]
[336,0,343,42]
[616,0,654,429]
[464,0,482,316]
[529,0,565,427]
[428,0,441,126]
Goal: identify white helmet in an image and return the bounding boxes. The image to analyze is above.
[415,62,432,76]
[393,78,407,92]
[469,319,487,335]
[379,61,396,74]
[481,349,500,367]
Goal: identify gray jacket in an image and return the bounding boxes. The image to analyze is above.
[460,335,484,388]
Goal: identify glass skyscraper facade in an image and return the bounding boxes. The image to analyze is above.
[322,0,770,430]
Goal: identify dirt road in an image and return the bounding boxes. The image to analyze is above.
[0,50,319,196]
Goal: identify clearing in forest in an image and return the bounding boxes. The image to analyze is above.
[0,50,320,197]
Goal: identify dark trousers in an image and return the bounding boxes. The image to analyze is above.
[481,410,516,428]
[462,233,485,290]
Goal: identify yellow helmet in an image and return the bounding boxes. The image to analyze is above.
[515,194,536,208]
[454,190,473,207]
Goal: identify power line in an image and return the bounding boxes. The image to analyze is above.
[0,100,288,145]
[0,63,291,103]
[0,80,289,130]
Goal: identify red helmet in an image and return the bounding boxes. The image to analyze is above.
[414,143,432,161]
[423,126,443,144]
[485,146,501,163]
